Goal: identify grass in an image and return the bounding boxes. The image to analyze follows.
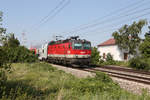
[99,60,130,68]
[1,62,150,100]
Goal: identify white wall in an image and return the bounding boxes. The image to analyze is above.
[98,45,125,61]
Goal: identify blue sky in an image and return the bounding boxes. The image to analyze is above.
[1,0,150,48]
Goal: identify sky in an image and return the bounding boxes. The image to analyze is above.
[1,0,150,48]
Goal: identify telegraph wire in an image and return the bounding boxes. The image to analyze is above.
[60,0,146,35]
[80,11,150,36]
[77,7,150,35]
[64,2,150,36]
[31,0,70,31]
[38,0,67,24]
[37,0,70,28]
[28,0,70,48]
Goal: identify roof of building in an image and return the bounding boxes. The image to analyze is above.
[98,38,116,46]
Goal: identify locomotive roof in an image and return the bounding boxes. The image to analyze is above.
[48,38,90,45]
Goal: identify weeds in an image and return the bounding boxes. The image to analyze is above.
[1,62,150,100]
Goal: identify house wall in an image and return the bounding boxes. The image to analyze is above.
[98,45,125,61]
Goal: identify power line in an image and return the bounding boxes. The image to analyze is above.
[61,0,147,35]
[37,0,70,28]
[38,0,67,24]
[31,0,70,31]
[80,12,150,36]
[77,7,150,35]
[65,3,150,35]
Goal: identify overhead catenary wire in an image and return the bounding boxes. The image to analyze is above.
[69,6,150,35]
[76,7,150,35]
[60,0,146,35]
[37,0,70,28]
[31,0,70,31]
[79,12,150,37]
[38,0,67,24]
[29,0,70,47]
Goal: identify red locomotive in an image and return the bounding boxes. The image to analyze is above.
[38,36,91,66]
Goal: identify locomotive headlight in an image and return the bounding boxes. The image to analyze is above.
[80,52,85,54]
[67,51,70,54]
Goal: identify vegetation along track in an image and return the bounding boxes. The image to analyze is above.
[50,63,150,85]
[82,65,150,85]
[72,65,150,85]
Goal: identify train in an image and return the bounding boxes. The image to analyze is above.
[34,36,91,66]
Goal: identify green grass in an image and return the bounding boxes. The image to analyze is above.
[99,61,130,68]
[1,62,150,100]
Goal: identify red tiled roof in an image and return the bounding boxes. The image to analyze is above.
[98,38,116,46]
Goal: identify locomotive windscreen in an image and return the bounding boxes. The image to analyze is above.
[73,42,91,50]
[83,43,91,49]
[74,43,82,49]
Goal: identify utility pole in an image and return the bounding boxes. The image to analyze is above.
[22,30,27,46]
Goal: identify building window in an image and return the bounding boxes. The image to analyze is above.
[124,53,128,60]
[103,53,106,59]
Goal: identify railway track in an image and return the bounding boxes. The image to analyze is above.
[50,63,150,85]
[75,65,150,85]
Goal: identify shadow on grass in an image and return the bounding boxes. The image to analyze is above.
[0,79,60,99]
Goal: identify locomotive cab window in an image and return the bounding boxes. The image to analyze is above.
[73,43,82,49]
[83,43,91,49]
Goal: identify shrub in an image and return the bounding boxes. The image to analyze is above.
[129,57,150,70]
[3,46,37,63]
[91,47,101,64]
[105,53,116,65]
[0,47,10,85]
[71,72,119,94]
[114,61,129,67]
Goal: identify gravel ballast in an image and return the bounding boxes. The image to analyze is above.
[51,64,95,78]
[51,64,150,94]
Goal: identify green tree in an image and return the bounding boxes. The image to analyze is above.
[105,53,116,65]
[3,33,20,47]
[112,20,147,56]
[0,11,7,66]
[139,26,150,58]
[0,12,6,45]
[0,11,10,87]
[91,47,100,64]
[106,53,113,62]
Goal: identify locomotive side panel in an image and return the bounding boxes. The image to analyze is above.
[46,37,91,66]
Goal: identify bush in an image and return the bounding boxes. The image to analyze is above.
[104,53,116,65]
[129,57,150,70]
[91,47,101,64]
[3,46,37,63]
[114,61,129,67]
[71,72,119,94]
[0,47,10,88]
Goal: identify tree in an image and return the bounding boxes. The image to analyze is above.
[106,53,113,62]
[0,12,6,45]
[112,20,147,56]
[139,26,150,58]
[3,33,20,47]
[0,11,10,87]
[91,47,100,64]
